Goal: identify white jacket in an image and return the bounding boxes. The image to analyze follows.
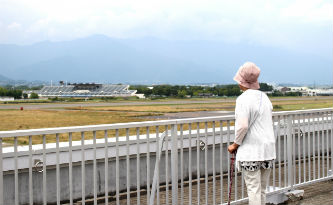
[234,89,276,166]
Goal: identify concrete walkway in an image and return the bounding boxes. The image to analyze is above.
[68,157,333,205]
[73,178,332,205]
[284,180,333,205]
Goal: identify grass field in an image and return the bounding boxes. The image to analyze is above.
[64,102,236,113]
[0,109,158,144]
[0,96,332,144]
[64,98,333,113]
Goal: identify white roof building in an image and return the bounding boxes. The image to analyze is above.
[23,83,137,98]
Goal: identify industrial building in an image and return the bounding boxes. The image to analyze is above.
[23,82,141,98]
[277,86,333,96]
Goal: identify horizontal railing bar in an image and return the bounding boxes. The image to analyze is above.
[1,118,331,155]
[0,120,177,138]
[1,119,332,156]
[1,126,331,173]
[272,108,333,116]
[0,115,235,138]
[1,130,235,171]
[7,124,331,161]
[1,127,230,153]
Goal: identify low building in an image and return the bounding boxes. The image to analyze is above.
[289,86,309,92]
[0,96,14,101]
[276,86,333,96]
[288,87,309,96]
[307,89,333,96]
[280,87,291,93]
[198,93,214,97]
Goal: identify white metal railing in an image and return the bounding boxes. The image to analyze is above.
[0,108,332,205]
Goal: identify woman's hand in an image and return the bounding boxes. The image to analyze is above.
[228,143,239,154]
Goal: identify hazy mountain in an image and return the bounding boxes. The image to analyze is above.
[0,35,332,84]
[0,74,14,86]
[120,37,332,84]
[0,74,10,81]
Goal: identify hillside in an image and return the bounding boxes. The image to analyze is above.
[0,35,331,84]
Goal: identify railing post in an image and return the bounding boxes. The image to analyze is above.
[0,138,3,205]
[287,115,294,189]
[171,124,178,205]
[149,131,166,205]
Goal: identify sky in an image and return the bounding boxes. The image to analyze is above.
[0,0,332,58]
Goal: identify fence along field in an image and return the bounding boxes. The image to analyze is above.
[1,108,332,205]
[0,96,332,145]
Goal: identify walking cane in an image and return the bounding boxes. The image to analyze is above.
[228,151,237,205]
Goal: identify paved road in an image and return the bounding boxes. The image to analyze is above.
[146,110,234,119]
[0,96,331,110]
[68,159,333,205]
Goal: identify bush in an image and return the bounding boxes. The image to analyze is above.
[177,90,187,98]
[30,93,39,99]
[0,86,23,99]
[101,97,116,100]
[49,97,59,101]
[273,105,283,110]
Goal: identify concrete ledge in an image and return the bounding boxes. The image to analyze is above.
[267,192,289,205]
[285,190,304,202]
[266,189,305,205]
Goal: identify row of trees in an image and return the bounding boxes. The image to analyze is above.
[0,87,23,99]
[0,86,40,99]
[130,83,274,98]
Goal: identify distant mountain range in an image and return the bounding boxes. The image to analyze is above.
[0,34,332,84]
[0,74,47,86]
[0,74,14,86]
[0,74,10,81]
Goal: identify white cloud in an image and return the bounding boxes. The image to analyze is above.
[280,0,333,24]
[7,22,21,29]
[0,0,332,54]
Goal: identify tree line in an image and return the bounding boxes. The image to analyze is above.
[0,87,23,99]
[130,83,274,98]
[0,85,42,99]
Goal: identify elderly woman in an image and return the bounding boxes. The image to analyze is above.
[228,62,276,205]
